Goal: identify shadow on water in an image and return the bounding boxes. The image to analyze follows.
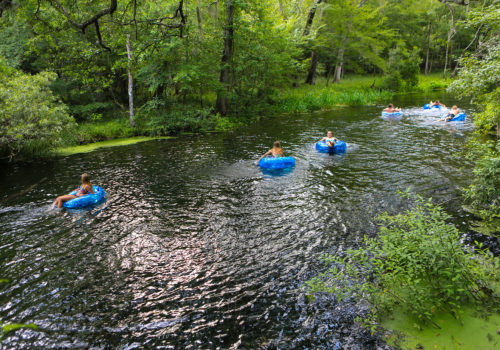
[0,93,497,349]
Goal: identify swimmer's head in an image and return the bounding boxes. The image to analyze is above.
[327,130,333,137]
[452,105,458,110]
[81,173,90,184]
[388,103,394,108]
[273,141,281,149]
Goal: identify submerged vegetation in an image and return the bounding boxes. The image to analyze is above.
[0,280,38,341]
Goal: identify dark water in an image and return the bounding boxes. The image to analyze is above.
[0,93,487,349]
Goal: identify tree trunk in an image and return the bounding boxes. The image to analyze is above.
[215,0,234,116]
[304,1,326,85]
[305,51,319,85]
[303,0,323,36]
[196,6,203,32]
[425,22,431,75]
[443,3,455,77]
[334,47,345,83]
[126,34,135,127]
[325,64,332,87]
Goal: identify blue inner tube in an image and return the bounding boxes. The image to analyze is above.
[424,104,443,110]
[259,156,295,169]
[381,111,403,118]
[316,140,347,153]
[441,112,466,122]
[63,185,106,209]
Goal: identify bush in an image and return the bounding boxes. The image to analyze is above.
[464,139,500,221]
[135,99,216,135]
[380,72,402,91]
[305,192,499,332]
[386,45,421,89]
[0,57,75,159]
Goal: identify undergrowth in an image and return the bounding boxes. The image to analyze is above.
[305,191,499,334]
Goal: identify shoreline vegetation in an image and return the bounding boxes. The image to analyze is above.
[56,73,449,157]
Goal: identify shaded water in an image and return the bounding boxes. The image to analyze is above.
[0,93,486,349]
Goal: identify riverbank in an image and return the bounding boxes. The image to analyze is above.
[60,73,449,153]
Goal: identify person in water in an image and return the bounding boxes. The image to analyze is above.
[383,103,401,113]
[441,105,460,122]
[256,141,285,164]
[320,130,339,148]
[430,100,446,108]
[53,173,94,208]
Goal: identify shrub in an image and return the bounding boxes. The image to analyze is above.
[305,192,499,332]
[464,139,500,221]
[380,72,402,91]
[0,57,75,159]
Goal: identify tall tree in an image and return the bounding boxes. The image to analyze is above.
[215,0,234,116]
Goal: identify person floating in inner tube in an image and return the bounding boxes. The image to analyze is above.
[440,105,460,122]
[53,173,94,208]
[383,103,401,113]
[430,100,446,108]
[256,141,285,164]
[319,130,339,148]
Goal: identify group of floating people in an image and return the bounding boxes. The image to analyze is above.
[54,131,343,208]
[382,100,466,122]
[54,101,467,208]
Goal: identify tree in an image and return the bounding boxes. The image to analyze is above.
[0,57,75,159]
[215,0,235,116]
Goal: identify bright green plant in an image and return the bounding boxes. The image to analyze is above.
[0,57,75,159]
[305,191,499,332]
[463,138,500,221]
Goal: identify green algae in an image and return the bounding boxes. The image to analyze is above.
[382,306,500,350]
[56,136,173,156]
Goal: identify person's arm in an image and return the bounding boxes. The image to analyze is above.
[256,150,272,164]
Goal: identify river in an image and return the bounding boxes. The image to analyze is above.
[0,93,487,349]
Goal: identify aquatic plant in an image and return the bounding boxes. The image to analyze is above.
[305,191,500,333]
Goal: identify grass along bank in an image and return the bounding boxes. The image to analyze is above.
[56,136,174,156]
[273,73,449,113]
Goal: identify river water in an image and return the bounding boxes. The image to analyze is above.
[0,93,486,349]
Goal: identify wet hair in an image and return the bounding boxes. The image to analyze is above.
[388,103,394,108]
[81,173,90,184]
[273,141,281,148]
[435,100,440,104]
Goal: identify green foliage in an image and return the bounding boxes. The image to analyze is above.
[0,57,75,159]
[276,87,391,113]
[136,103,216,136]
[386,45,422,89]
[448,2,499,222]
[380,71,402,91]
[62,119,137,146]
[305,192,500,331]
[463,139,500,221]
